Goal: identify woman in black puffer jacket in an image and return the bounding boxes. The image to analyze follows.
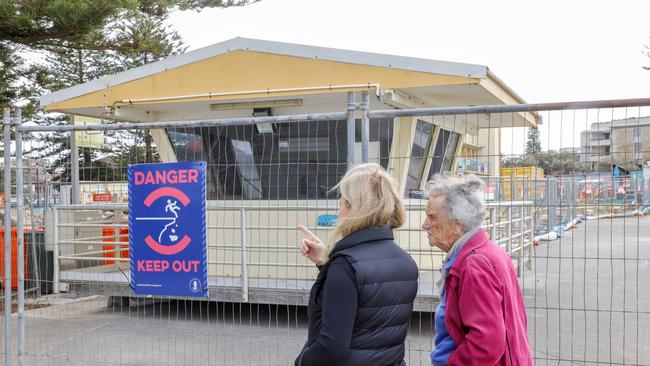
[295,163,418,366]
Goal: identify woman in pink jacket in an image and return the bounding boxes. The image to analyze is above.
[422,174,532,366]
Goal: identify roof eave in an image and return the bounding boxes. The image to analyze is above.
[486,69,542,125]
[40,37,488,108]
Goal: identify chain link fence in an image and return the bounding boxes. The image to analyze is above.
[1,97,650,365]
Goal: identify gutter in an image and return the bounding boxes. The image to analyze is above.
[486,69,542,125]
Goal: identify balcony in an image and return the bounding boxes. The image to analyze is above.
[589,138,611,147]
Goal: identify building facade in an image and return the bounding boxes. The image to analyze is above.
[581,117,650,168]
[41,38,539,193]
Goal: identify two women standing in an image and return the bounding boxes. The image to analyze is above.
[295,163,532,366]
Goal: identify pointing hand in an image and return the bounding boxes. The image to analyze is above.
[297,225,327,266]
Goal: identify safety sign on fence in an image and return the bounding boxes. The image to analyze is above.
[128,162,208,298]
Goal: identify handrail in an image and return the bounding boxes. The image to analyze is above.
[17,97,650,133]
[52,200,535,211]
[52,202,535,298]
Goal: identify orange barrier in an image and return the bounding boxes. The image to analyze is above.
[102,227,129,265]
[0,227,29,290]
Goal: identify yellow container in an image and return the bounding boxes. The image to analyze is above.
[501,166,544,179]
[500,166,544,201]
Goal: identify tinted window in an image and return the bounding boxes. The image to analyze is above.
[167,118,393,200]
[404,120,433,195]
[429,129,459,178]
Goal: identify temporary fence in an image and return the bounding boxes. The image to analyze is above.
[1,96,650,365]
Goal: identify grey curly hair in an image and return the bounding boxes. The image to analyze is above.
[425,174,486,232]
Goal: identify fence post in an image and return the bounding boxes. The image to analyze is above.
[71,128,79,205]
[518,204,524,276]
[240,208,249,302]
[528,206,534,270]
[15,108,24,365]
[571,178,578,220]
[3,107,12,366]
[547,177,557,232]
[27,162,40,294]
[360,91,370,164]
[489,206,497,240]
[507,205,513,256]
[52,207,60,294]
[347,92,356,168]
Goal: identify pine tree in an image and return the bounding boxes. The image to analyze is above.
[25,44,124,180]
[0,43,20,107]
[0,1,258,50]
[3,0,259,181]
[24,19,183,177]
[113,10,188,163]
[526,127,542,154]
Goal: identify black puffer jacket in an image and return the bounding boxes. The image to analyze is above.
[296,226,419,366]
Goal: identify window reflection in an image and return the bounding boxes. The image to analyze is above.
[429,129,460,178]
[404,120,433,195]
[167,119,393,200]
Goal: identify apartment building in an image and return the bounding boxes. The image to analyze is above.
[580,117,650,168]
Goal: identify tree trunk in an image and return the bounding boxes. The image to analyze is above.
[77,49,84,83]
[145,129,153,163]
[82,147,92,179]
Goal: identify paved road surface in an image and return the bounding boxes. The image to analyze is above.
[0,216,648,365]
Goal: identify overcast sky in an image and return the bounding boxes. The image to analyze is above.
[169,0,650,152]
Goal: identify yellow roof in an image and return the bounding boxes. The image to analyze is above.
[40,37,539,127]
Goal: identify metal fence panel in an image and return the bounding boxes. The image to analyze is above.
[1,98,649,365]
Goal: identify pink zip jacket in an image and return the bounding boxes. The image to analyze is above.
[443,229,533,366]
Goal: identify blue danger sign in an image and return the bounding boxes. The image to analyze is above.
[128,162,208,298]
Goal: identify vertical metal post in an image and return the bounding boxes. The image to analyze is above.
[3,107,12,366]
[360,91,370,164]
[44,172,49,208]
[508,174,515,259]
[27,162,40,294]
[547,177,557,233]
[507,206,513,256]
[70,128,79,205]
[528,208,534,270]
[52,207,59,294]
[15,108,24,365]
[517,205,523,277]
[571,178,578,220]
[346,92,356,168]
[239,208,248,302]
[489,207,497,240]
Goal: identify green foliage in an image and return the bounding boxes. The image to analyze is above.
[535,151,585,175]
[24,24,177,176]
[0,0,134,49]
[525,127,541,154]
[0,43,20,107]
[502,151,589,175]
[0,0,258,50]
[113,12,187,68]
[1,0,260,108]
[1,0,259,179]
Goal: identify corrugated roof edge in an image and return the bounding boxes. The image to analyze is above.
[40,37,488,108]
[487,69,542,124]
[486,69,527,104]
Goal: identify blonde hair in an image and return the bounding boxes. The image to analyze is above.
[332,163,406,247]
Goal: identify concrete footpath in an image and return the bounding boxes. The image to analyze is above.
[0,216,647,365]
